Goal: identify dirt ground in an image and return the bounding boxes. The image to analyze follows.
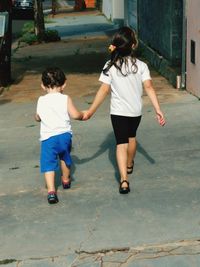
[0,36,186,105]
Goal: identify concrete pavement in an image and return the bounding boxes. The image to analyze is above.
[1,7,200,267]
[1,72,200,266]
[45,8,119,39]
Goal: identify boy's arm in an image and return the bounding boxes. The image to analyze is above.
[35,113,41,122]
[35,98,41,122]
[82,83,111,120]
[68,96,83,120]
[143,79,166,126]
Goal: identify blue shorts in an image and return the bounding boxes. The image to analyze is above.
[40,132,72,173]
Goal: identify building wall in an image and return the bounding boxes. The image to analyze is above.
[186,0,200,97]
[125,0,138,31]
[138,0,183,66]
[102,0,124,24]
[101,0,183,87]
[102,0,112,20]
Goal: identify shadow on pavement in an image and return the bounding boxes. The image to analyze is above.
[0,99,12,105]
[72,131,156,184]
[12,52,109,86]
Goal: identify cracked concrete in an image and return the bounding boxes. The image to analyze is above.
[2,239,200,266]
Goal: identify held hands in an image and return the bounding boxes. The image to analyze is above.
[156,110,166,126]
[82,110,93,121]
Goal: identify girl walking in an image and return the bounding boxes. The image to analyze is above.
[83,27,165,194]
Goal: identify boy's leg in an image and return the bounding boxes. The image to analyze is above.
[60,160,70,183]
[45,171,56,192]
[45,171,59,204]
[127,137,137,167]
[116,143,129,187]
[58,132,72,185]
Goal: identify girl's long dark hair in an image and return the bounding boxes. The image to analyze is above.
[103,27,138,76]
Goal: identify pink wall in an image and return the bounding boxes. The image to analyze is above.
[186,0,200,97]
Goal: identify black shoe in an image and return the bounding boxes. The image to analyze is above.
[127,161,134,174]
[119,180,130,194]
[47,192,59,204]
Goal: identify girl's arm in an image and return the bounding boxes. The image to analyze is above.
[143,79,166,126]
[68,96,83,120]
[82,83,111,120]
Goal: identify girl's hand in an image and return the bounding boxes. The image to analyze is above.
[82,110,92,121]
[156,111,166,126]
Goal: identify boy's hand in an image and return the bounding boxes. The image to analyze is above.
[35,113,41,122]
[156,111,166,126]
[82,110,92,121]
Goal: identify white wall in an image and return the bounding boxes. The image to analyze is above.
[102,0,124,22]
[102,0,112,20]
[186,0,200,97]
[113,0,124,20]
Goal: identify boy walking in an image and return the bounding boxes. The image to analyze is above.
[35,67,83,204]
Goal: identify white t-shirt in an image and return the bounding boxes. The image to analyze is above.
[36,93,72,141]
[99,58,151,117]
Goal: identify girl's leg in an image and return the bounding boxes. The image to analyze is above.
[45,171,56,192]
[116,143,129,188]
[60,160,70,183]
[127,137,137,167]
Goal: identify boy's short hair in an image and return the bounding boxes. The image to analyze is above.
[42,67,66,88]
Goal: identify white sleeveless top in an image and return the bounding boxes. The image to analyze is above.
[99,58,151,117]
[36,93,72,141]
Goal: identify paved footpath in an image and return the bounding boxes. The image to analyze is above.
[1,72,200,266]
[1,9,200,267]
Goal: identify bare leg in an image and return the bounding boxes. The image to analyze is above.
[45,171,56,192]
[116,143,128,188]
[60,160,70,183]
[127,137,137,167]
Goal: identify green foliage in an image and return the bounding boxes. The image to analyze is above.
[19,23,60,45]
[21,22,34,35]
[20,32,38,45]
[44,30,61,42]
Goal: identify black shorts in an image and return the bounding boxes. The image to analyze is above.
[111,115,141,145]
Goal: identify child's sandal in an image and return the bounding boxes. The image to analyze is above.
[47,191,59,204]
[62,176,71,189]
[127,160,134,174]
[119,180,130,194]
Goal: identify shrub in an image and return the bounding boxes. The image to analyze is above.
[20,32,38,45]
[21,22,34,35]
[44,30,61,42]
[19,20,60,45]
[19,30,60,45]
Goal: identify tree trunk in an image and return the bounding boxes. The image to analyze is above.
[52,0,57,17]
[34,0,45,42]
